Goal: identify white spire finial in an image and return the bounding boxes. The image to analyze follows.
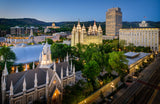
[54,60,56,71]
[25,64,27,71]
[3,62,8,76]
[34,73,38,88]
[70,61,73,72]
[46,70,49,84]
[32,62,35,69]
[23,78,26,92]
[61,66,63,79]
[73,65,75,74]
[2,77,6,91]
[10,81,13,96]
[16,67,18,73]
[66,52,69,62]
[58,59,60,63]
[66,66,69,76]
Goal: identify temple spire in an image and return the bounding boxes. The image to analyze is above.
[23,78,26,92]
[94,19,96,26]
[70,61,73,72]
[10,81,13,96]
[2,77,6,91]
[73,65,75,74]
[3,62,8,76]
[33,62,35,69]
[66,52,69,62]
[16,67,18,73]
[61,66,63,79]
[25,64,27,71]
[46,70,49,84]
[54,60,56,71]
[34,73,38,88]
[66,66,69,76]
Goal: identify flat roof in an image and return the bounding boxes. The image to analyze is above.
[125,52,150,66]
[124,52,140,58]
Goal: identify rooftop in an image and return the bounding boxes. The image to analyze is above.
[125,52,150,66]
[11,44,44,65]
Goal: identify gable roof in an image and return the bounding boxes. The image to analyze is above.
[5,61,73,95]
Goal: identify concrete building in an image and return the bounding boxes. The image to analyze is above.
[119,28,160,52]
[71,20,102,46]
[10,26,25,35]
[106,7,122,37]
[25,26,39,34]
[1,42,76,104]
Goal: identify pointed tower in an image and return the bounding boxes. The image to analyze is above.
[2,77,6,104]
[32,62,35,69]
[10,81,13,96]
[66,66,69,76]
[3,62,8,76]
[88,25,92,35]
[73,65,75,75]
[66,52,69,62]
[25,64,27,71]
[61,66,63,79]
[34,73,38,88]
[70,60,73,72]
[23,78,26,92]
[16,67,18,73]
[80,24,86,43]
[92,20,98,35]
[46,70,49,85]
[75,20,81,45]
[45,70,49,101]
[22,78,27,104]
[53,60,56,71]
[71,25,76,46]
[39,42,53,68]
[98,24,103,36]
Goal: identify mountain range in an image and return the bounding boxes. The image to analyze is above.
[0,18,160,35]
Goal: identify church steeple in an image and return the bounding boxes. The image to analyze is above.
[32,61,35,69]
[10,81,13,96]
[54,60,56,71]
[61,66,63,79]
[66,66,69,76]
[66,52,69,62]
[25,64,27,71]
[3,62,8,76]
[70,60,73,72]
[23,78,26,92]
[16,67,18,73]
[34,73,38,88]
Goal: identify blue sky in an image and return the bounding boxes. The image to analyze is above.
[0,0,160,22]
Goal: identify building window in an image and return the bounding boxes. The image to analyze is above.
[28,96,33,104]
[15,100,21,104]
[53,80,56,84]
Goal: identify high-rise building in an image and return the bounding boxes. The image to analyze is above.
[10,26,25,35]
[71,20,103,46]
[106,7,122,37]
[119,28,160,52]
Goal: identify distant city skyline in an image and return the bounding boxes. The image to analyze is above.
[0,0,160,22]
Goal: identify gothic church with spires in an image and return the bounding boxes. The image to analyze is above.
[1,42,76,104]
